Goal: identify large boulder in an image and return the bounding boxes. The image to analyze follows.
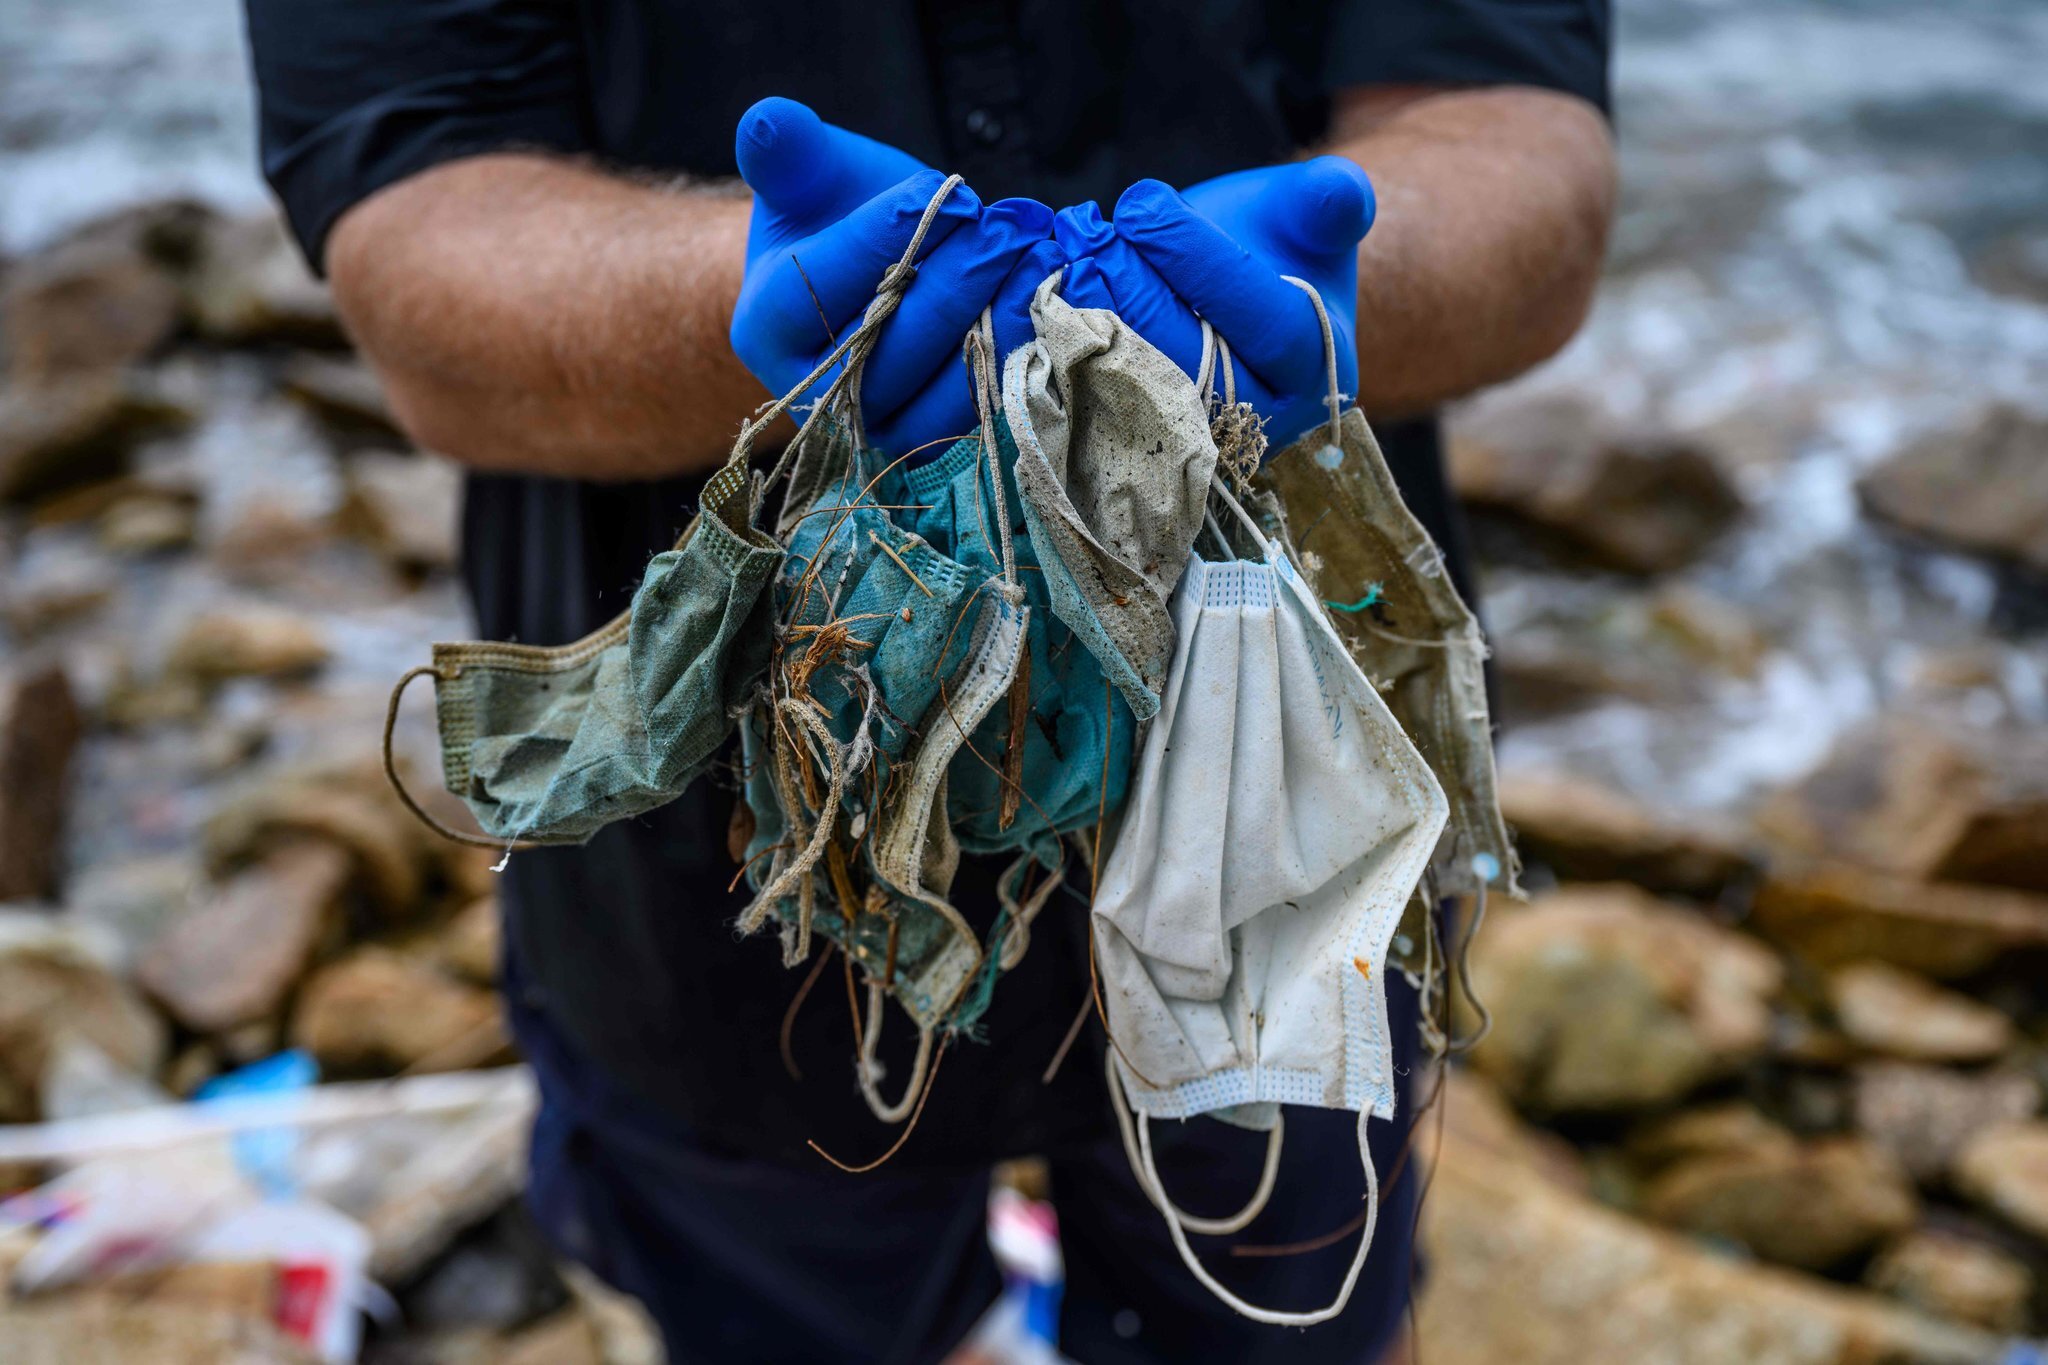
[1756,718,2048,894]
[1858,405,2048,576]
[0,914,167,1123]
[337,450,460,577]
[1447,393,1745,575]
[1637,1136,1920,1271]
[0,663,83,902]
[1417,1092,2000,1365]
[163,608,330,684]
[136,842,351,1035]
[1852,1063,2039,1184]
[1866,1231,2033,1335]
[1952,1121,2048,1242]
[1826,962,2013,1064]
[1467,884,1783,1113]
[1751,861,2048,978]
[0,231,183,379]
[1500,769,1757,897]
[203,762,439,920]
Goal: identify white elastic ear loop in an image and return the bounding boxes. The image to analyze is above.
[857,983,934,1124]
[1279,274,1345,447]
[1140,1098,1378,1327]
[1107,1054,1282,1236]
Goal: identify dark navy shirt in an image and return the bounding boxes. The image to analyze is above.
[246,0,1609,1165]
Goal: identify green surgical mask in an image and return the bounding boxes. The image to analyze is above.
[389,465,781,849]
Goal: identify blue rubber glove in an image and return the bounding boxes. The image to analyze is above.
[1110,157,1374,450]
[731,97,1060,455]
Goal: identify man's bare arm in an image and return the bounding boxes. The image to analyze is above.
[327,155,770,479]
[329,88,1612,478]
[1328,86,1617,418]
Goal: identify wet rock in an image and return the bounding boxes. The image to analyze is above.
[339,450,460,576]
[1953,1122,2048,1242]
[0,541,118,637]
[137,842,351,1035]
[1468,884,1783,1113]
[57,856,202,973]
[204,765,434,920]
[279,354,401,443]
[0,663,84,902]
[182,212,341,348]
[164,607,330,683]
[1755,718,2048,893]
[1447,393,1745,575]
[1493,636,1677,724]
[204,495,334,578]
[1858,406,2048,576]
[1866,1230,2033,1334]
[1638,1136,1919,1270]
[1751,861,2048,978]
[1500,769,1757,897]
[1649,584,1770,678]
[0,375,191,505]
[0,913,168,1123]
[1627,1103,1798,1173]
[1417,1105,1999,1365]
[0,231,183,380]
[96,487,199,555]
[1827,962,2013,1064]
[433,897,501,987]
[293,947,506,1076]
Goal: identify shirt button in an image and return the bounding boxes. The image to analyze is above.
[964,108,1004,146]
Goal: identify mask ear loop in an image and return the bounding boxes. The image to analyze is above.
[1280,274,1346,448]
[1194,321,1253,561]
[857,981,935,1124]
[1116,1055,1380,1326]
[734,173,969,494]
[1106,1054,1282,1237]
[382,664,569,853]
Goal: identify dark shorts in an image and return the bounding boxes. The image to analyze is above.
[513,970,1426,1365]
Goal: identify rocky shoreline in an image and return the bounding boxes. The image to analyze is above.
[3,198,2047,1362]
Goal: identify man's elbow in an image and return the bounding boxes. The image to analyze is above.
[1513,107,1617,376]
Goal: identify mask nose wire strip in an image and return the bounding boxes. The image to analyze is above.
[1107,1054,1282,1237]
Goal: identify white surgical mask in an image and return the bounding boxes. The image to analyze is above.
[1091,471,1447,1325]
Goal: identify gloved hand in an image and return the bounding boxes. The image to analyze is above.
[1109,157,1374,450]
[731,97,1064,455]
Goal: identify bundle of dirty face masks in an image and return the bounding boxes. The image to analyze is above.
[385,177,1517,1325]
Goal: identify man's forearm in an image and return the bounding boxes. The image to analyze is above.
[328,155,768,479]
[1326,86,1616,419]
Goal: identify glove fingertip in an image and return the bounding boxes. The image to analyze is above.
[1291,156,1375,254]
[734,97,826,202]
[987,196,1056,239]
[1052,201,1114,257]
[1110,178,1184,227]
